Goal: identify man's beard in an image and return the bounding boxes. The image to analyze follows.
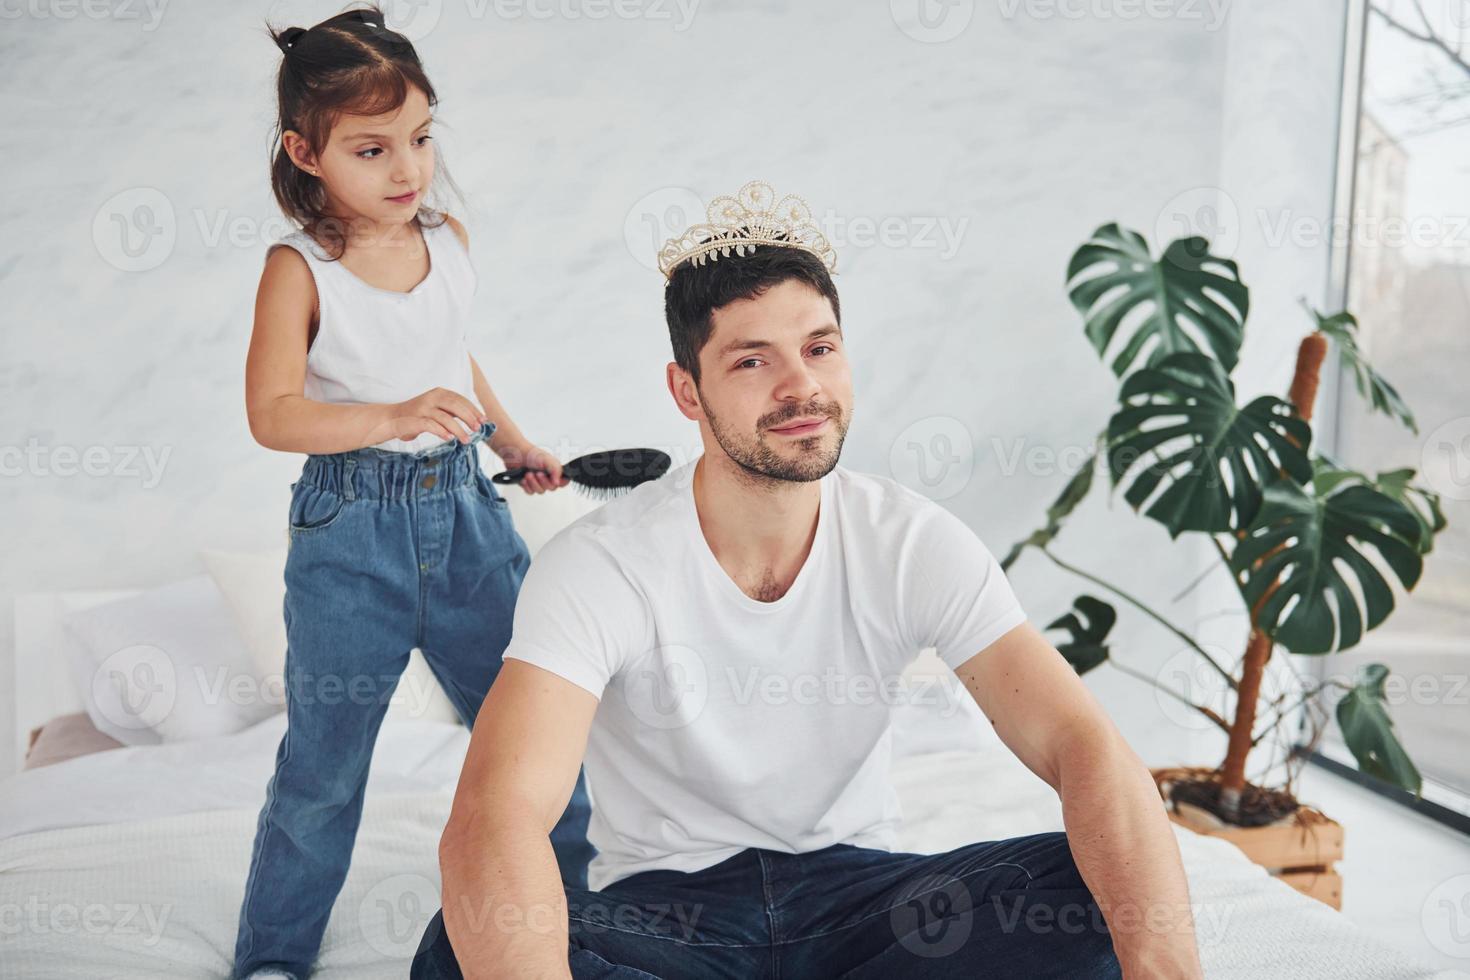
[699,392,849,485]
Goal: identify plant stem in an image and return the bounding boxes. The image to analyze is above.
[1218,329,1328,819]
[1039,546,1238,692]
[1109,658,1231,733]
[1249,678,1352,747]
[1211,536,1246,604]
[1170,559,1221,603]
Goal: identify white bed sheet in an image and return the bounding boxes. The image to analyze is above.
[0,715,465,841]
[0,704,1459,978]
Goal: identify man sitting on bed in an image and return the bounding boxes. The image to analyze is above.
[413,181,1204,979]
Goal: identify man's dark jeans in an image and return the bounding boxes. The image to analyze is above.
[412,830,1122,978]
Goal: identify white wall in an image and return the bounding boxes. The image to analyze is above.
[3,0,1347,773]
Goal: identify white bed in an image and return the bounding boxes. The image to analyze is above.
[2,591,1459,979]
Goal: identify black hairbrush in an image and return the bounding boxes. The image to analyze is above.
[493,448,672,499]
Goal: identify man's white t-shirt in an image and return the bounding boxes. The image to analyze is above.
[501,458,1028,892]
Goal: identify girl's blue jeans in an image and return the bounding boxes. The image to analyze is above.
[233,421,594,980]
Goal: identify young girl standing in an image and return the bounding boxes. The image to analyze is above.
[238,9,592,978]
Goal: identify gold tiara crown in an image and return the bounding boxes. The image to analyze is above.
[657,180,838,280]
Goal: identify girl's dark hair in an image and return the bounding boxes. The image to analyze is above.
[664,239,842,386]
[265,4,463,259]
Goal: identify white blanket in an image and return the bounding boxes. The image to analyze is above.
[0,791,450,979]
[0,710,1456,978]
[890,750,1461,980]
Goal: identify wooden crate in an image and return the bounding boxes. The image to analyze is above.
[1277,868,1343,908]
[1160,788,1345,910]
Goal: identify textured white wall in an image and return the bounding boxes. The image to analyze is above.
[2,0,1347,773]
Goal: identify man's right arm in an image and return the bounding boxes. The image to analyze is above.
[438,659,599,980]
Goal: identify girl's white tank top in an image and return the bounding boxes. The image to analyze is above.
[267,215,480,454]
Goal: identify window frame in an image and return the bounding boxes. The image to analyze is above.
[1297,0,1470,835]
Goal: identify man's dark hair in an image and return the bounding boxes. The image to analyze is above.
[664,240,841,386]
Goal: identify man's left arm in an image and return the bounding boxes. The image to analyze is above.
[953,621,1204,979]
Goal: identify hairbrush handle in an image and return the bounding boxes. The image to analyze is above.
[491,448,671,492]
[491,466,551,484]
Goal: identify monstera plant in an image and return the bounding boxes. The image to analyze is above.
[1002,223,1446,826]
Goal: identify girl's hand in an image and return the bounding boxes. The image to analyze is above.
[497,441,570,495]
[388,388,487,444]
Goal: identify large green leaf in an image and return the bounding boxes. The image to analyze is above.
[1000,446,1098,571]
[1107,352,1313,537]
[1364,468,1446,556]
[1044,595,1116,675]
[1066,223,1248,380]
[1309,305,1418,435]
[1231,475,1424,654]
[1312,457,1445,556]
[1336,663,1422,795]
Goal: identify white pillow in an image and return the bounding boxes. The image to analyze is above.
[62,575,277,744]
[199,548,461,726]
[196,476,602,728]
